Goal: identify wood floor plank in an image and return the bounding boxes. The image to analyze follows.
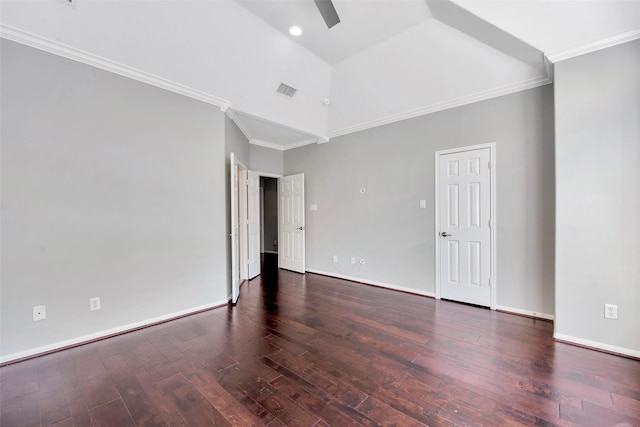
[38,388,71,426]
[64,375,93,427]
[82,373,120,409]
[156,373,232,426]
[88,398,136,427]
[134,369,190,426]
[2,254,638,426]
[1,392,40,427]
[216,364,319,426]
[115,376,168,427]
[268,375,366,427]
[356,395,426,427]
[0,360,39,403]
[177,358,266,427]
[262,350,368,408]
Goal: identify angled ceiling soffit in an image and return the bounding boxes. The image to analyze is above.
[227,108,329,151]
[428,0,549,79]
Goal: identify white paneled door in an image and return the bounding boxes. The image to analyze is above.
[247,171,261,279]
[438,147,492,307]
[278,173,306,273]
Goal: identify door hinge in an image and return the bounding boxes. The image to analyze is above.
[488,161,491,170]
[488,219,492,228]
[489,278,492,287]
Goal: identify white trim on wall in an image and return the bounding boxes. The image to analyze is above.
[328,77,551,139]
[0,24,231,110]
[495,305,554,321]
[0,300,227,365]
[256,172,283,179]
[545,27,640,63]
[554,333,640,359]
[307,269,436,298]
[249,138,322,152]
[434,142,497,309]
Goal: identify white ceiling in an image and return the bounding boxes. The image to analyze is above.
[1,0,639,149]
[236,0,432,65]
[230,110,323,150]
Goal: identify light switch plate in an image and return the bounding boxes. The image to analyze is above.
[310,204,318,211]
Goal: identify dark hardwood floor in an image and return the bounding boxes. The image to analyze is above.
[1,255,639,426]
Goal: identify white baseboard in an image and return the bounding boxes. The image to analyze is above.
[0,300,227,365]
[495,305,555,321]
[306,269,436,298]
[553,333,640,359]
[263,250,278,254]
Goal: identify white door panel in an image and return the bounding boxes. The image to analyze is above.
[438,147,492,307]
[278,173,305,273]
[230,153,240,304]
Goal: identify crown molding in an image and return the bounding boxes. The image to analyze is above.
[225,108,255,142]
[249,138,319,151]
[328,75,551,139]
[545,27,640,63]
[0,24,231,110]
[249,139,286,151]
[286,138,322,150]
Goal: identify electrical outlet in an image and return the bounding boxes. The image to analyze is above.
[90,297,101,311]
[332,255,338,263]
[360,259,366,265]
[351,257,356,265]
[604,304,618,319]
[33,305,46,321]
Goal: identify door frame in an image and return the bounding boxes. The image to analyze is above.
[258,173,282,257]
[239,170,281,281]
[434,142,496,310]
[230,153,248,304]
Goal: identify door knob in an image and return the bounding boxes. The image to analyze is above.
[440,232,452,237]
[297,226,304,231]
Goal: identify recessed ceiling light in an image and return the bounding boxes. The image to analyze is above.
[289,26,302,37]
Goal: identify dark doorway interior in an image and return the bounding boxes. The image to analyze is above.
[261,177,278,254]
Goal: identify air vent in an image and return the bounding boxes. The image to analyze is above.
[277,83,297,98]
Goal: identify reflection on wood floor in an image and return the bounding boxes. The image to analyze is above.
[1,252,639,426]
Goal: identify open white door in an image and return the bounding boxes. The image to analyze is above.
[278,173,305,273]
[247,171,261,279]
[436,145,493,308]
[230,153,240,304]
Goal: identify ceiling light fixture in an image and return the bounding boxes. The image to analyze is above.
[289,26,302,37]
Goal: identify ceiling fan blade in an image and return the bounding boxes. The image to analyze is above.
[313,0,340,29]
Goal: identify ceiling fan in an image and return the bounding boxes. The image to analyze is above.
[314,0,341,28]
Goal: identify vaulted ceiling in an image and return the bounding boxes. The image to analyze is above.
[1,0,639,150]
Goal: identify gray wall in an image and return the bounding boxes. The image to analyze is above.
[250,144,284,176]
[285,86,555,315]
[555,40,640,352]
[0,40,228,358]
[225,116,250,167]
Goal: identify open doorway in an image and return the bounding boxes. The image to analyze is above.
[260,176,278,256]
